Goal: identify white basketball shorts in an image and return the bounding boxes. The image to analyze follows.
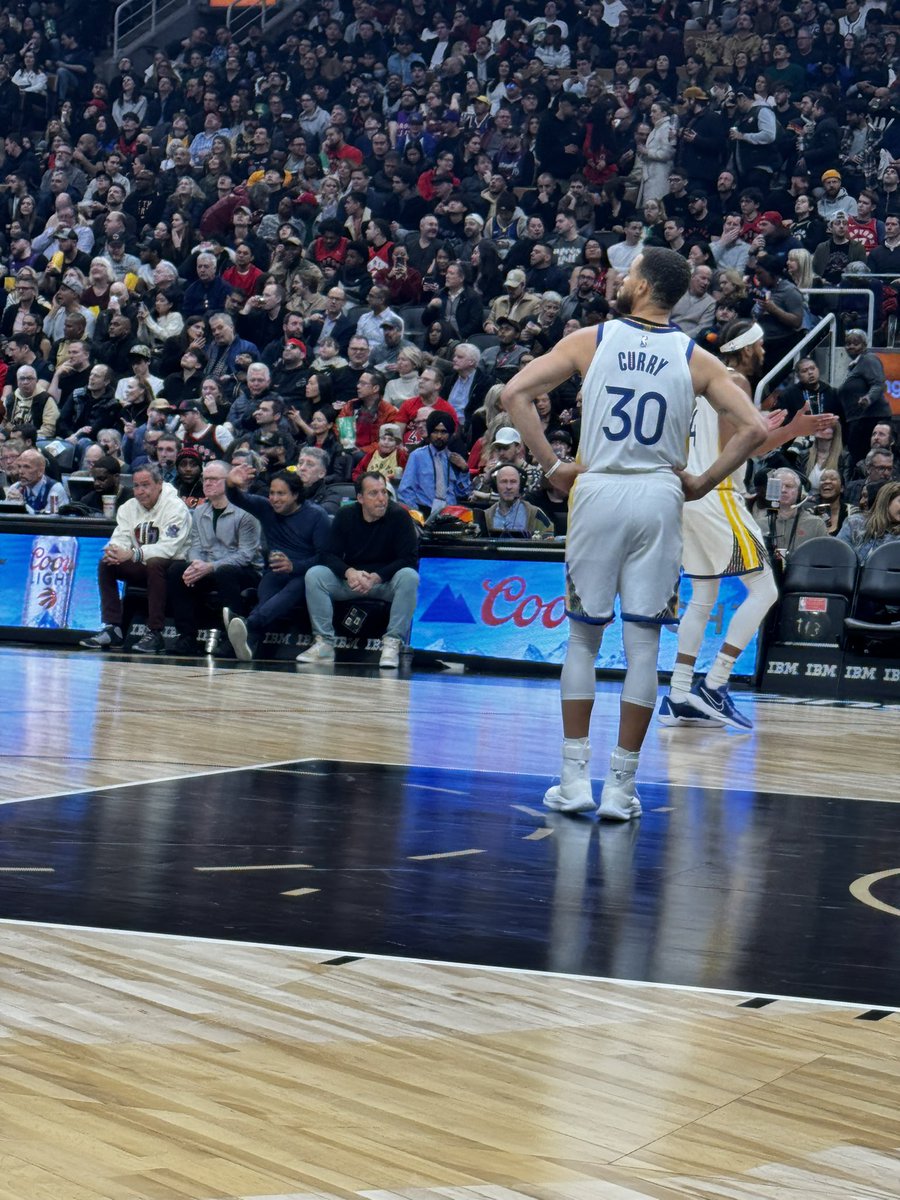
[565,471,683,625]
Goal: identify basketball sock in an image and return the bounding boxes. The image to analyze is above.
[705,650,738,691]
[672,579,719,697]
[669,661,694,700]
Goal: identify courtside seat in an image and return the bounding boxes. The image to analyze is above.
[844,541,900,648]
[776,536,858,645]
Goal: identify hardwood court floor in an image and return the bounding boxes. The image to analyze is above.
[0,647,899,1200]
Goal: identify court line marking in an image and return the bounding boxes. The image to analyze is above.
[3,753,896,811]
[850,868,900,918]
[0,757,318,808]
[407,849,484,861]
[0,916,885,1014]
[267,755,900,807]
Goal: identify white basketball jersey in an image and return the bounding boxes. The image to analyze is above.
[687,393,745,493]
[578,318,697,474]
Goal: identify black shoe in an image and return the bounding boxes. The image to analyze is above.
[80,625,124,650]
[173,634,198,656]
[133,630,165,654]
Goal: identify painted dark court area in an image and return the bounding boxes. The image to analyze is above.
[1,760,898,1008]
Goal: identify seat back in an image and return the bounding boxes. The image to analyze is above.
[782,536,858,599]
[847,540,900,628]
[402,306,427,332]
[777,537,858,645]
[856,540,900,606]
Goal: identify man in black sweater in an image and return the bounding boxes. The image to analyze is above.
[298,472,419,668]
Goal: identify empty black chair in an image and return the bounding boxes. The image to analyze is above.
[776,536,858,645]
[844,541,900,647]
[469,333,500,353]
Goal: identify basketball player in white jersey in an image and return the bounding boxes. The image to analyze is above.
[660,318,838,730]
[503,248,768,820]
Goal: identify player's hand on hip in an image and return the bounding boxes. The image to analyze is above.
[549,461,586,495]
[675,469,713,502]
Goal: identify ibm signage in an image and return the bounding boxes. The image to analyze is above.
[764,649,900,700]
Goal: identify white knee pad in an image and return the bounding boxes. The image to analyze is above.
[724,563,779,651]
[676,577,720,661]
[560,619,605,701]
[621,621,662,709]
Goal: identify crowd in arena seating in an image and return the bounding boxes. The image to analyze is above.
[1,0,900,652]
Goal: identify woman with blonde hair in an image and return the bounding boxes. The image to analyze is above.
[641,196,667,245]
[383,346,424,406]
[469,409,515,493]
[467,382,506,450]
[838,480,900,561]
[787,247,815,291]
[715,268,750,311]
[805,421,844,493]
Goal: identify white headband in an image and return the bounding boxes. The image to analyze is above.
[720,323,764,354]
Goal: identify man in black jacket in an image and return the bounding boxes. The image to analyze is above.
[798,96,842,179]
[677,89,728,191]
[298,472,419,668]
[535,95,582,180]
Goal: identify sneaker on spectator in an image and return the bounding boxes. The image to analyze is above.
[379,635,402,668]
[222,607,233,630]
[227,616,253,662]
[80,624,124,650]
[296,637,335,664]
[133,630,165,655]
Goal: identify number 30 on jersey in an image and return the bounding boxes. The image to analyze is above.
[601,386,668,446]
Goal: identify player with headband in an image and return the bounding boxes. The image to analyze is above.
[659,317,837,731]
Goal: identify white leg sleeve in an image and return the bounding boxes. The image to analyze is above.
[560,619,605,701]
[723,563,779,651]
[621,621,662,709]
[676,577,720,661]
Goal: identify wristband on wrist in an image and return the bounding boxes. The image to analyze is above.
[544,459,562,479]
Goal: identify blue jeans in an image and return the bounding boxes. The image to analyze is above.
[304,565,419,643]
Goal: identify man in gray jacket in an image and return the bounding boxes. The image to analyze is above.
[166,459,263,655]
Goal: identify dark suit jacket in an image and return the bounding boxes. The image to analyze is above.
[424,286,485,339]
[303,312,357,355]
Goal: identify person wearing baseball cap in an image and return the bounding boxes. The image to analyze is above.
[49,227,92,275]
[748,209,799,271]
[730,85,779,191]
[485,267,541,333]
[678,84,729,192]
[481,316,528,381]
[178,397,234,460]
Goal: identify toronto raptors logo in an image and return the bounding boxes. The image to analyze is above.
[38,586,58,609]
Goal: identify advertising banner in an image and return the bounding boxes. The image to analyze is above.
[411,556,758,677]
[0,532,109,632]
